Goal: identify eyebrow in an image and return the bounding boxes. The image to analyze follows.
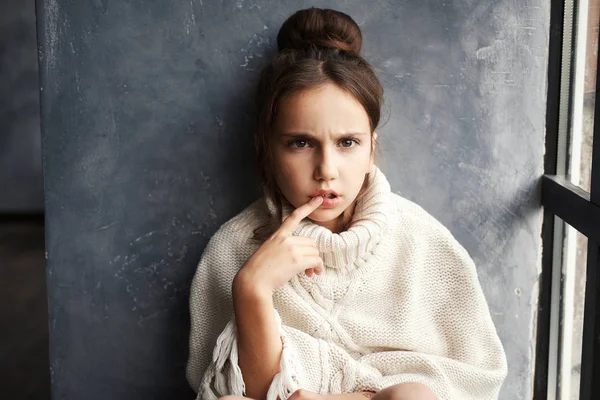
[280,131,369,139]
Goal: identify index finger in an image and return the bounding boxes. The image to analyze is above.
[278,196,324,235]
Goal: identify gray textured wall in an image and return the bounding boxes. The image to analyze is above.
[38,1,547,399]
[1,0,43,212]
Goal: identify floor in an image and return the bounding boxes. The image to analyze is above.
[0,218,50,398]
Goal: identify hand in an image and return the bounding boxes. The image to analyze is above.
[235,196,325,295]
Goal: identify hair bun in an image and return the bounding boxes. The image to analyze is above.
[276,7,362,54]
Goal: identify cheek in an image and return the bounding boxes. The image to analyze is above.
[275,160,299,180]
[344,149,372,170]
[342,153,371,186]
[273,158,306,193]
[275,153,310,176]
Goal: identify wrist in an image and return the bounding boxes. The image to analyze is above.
[232,270,272,303]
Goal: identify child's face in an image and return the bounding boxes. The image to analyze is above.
[271,83,374,231]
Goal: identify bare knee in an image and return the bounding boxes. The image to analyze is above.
[219,396,253,400]
[373,383,437,400]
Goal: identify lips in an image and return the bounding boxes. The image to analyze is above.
[312,189,343,208]
[312,189,341,199]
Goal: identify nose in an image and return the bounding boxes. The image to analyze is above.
[313,146,339,181]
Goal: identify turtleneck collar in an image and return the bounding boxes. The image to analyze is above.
[265,165,393,272]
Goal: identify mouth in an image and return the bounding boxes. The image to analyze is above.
[312,189,341,200]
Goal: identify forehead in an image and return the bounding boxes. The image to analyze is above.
[273,83,371,134]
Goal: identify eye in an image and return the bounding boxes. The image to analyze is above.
[339,138,358,148]
[289,139,311,148]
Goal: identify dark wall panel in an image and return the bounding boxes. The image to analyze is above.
[1,0,43,212]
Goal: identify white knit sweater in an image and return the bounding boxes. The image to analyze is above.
[186,167,508,400]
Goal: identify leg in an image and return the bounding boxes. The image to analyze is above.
[219,396,255,400]
[371,383,437,400]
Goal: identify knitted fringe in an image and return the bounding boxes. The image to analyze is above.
[198,317,245,400]
[198,309,303,400]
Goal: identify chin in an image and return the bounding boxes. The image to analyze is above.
[307,208,344,222]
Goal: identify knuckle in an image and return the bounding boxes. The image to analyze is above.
[285,239,295,251]
[271,232,285,241]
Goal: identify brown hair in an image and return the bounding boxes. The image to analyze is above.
[253,7,384,240]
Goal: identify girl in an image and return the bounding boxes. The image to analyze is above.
[186,7,507,400]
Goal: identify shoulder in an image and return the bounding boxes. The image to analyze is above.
[191,198,267,292]
[207,198,266,244]
[383,194,486,310]
[387,192,473,264]
[203,198,267,258]
[389,192,449,234]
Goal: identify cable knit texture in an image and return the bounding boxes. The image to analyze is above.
[186,166,508,400]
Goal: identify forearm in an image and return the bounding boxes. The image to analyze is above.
[232,274,283,400]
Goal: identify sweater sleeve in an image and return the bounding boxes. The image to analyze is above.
[185,218,311,400]
[189,275,374,400]
[193,309,306,400]
[186,231,377,400]
[353,218,508,400]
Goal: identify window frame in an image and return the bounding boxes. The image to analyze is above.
[535,0,600,398]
